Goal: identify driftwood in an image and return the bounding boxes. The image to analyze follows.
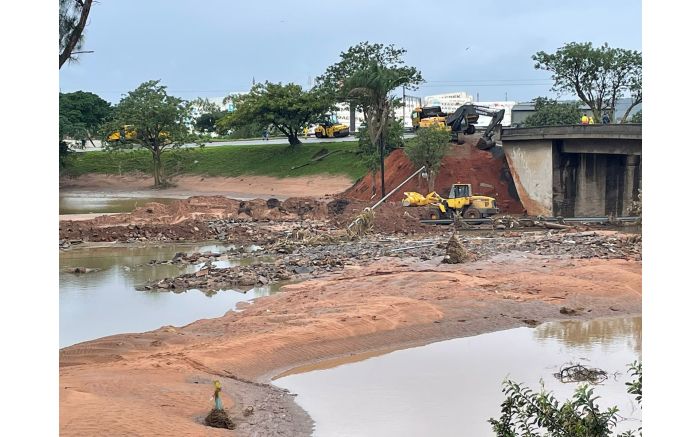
[554,364,608,384]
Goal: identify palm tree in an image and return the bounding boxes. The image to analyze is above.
[342,62,414,197]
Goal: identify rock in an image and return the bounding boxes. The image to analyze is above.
[237,273,257,286]
[257,275,269,285]
[560,307,577,315]
[266,198,281,209]
[195,268,209,277]
[243,406,254,417]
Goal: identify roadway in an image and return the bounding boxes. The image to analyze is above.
[68,132,417,152]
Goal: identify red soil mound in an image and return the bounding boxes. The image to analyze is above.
[343,137,524,214]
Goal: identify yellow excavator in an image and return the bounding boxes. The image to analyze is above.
[411,104,505,150]
[402,183,499,219]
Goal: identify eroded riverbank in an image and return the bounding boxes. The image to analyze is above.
[59,195,642,435]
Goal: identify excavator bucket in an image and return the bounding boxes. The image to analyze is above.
[477,137,495,150]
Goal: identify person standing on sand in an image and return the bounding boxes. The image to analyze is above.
[212,380,223,410]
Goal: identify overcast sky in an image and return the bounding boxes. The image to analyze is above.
[59,0,642,104]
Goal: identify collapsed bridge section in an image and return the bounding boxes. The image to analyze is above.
[500,125,642,217]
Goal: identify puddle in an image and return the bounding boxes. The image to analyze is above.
[59,195,178,214]
[274,316,642,437]
[60,243,280,348]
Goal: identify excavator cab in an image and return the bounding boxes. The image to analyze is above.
[448,184,472,199]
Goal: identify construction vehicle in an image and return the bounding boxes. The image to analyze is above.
[107,125,137,142]
[314,115,350,138]
[411,104,505,150]
[107,125,170,143]
[411,106,448,130]
[402,183,499,220]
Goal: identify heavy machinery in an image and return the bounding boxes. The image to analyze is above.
[314,115,350,138]
[107,125,137,142]
[411,104,505,150]
[402,183,499,220]
[411,106,448,129]
[107,125,170,143]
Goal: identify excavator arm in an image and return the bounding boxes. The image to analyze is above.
[444,104,505,150]
[473,106,505,150]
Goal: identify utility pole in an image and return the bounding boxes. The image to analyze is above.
[402,85,406,128]
[380,135,386,198]
[505,91,508,101]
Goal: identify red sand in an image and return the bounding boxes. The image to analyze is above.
[343,137,524,214]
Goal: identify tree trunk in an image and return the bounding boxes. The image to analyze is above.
[428,170,436,192]
[620,99,642,123]
[287,134,301,146]
[152,149,164,187]
[59,0,94,69]
[370,171,377,197]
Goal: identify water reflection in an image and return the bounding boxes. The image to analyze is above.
[275,316,642,437]
[60,243,275,347]
[535,316,642,354]
[59,196,177,215]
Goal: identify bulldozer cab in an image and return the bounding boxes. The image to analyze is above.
[448,184,472,199]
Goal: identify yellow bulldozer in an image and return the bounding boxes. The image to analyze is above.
[402,183,499,220]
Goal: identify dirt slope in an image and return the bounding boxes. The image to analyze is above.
[344,137,524,213]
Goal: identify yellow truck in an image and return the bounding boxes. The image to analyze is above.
[403,183,499,219]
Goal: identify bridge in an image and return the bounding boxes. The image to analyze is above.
[499,125,642,217]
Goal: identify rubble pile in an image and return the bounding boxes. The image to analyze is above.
[142,253,345,293]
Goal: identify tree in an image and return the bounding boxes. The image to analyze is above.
[102,80,193,187]
[218,82,333,146]
[356,118,405,195]
[522,98,582,127]
[315,42,423,132]
[488,362,642,436]
[404,125,452,192]
[194,111,227,134]
[342,61,422,196]
[59,0,94,68]
[59,91,112,145]
[629,110,642,124]
[533,42,642,123]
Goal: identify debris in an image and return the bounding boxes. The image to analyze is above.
[559,307,577,315]
[442,233,474,264]
[554,364,608,384]
[65,267,100,274]
[204,408,236,430]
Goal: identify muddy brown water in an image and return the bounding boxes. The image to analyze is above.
[59,243,279,347]
[59,195,179,214]
[274,316,642,437]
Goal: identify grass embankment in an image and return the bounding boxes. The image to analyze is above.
[66,141,366,180]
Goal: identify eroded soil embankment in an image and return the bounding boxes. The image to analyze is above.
[60,246,641,436]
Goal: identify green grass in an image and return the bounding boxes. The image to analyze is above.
[65,141,367,181]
